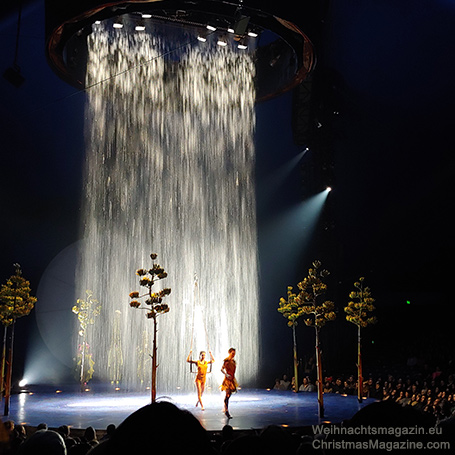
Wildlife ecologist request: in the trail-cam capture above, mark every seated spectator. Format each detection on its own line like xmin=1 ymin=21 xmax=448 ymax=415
xmin=299 ymin=377 xmax=315 ymax=392
xmin=83 ymin=427 xmax=98 ymax=449
xmin=414 ymin=394 xmax=427 ymax=412
xmin=93 ymin=401 xmax=216 ymax=454
xmin=57 ymin=425 xmax=76 ymax=449
xmin=364 ymin=378 xmax=374 ymax=397
xmin=383 ymin=380 xmax=391 ymax=394
xmin=4 ymin=420 xmax=14 ymax=438
xmin=67 ymin=427 xmax=98 ymax=454
xmin=272 ymin=379 xmax=280 ymax=390
xmin=389 ymin=389 xmax=398 ymax=401
xmin=279 ymin=375 xmax=291 ymax=391
xmin=323 ymin=381 xmax=333 ymax=393
xmin=332 ymin=378 xmax=344 ymax=393
xmin=10 ymin=424 xmax=26 ymax=454
xmin=17 ymin=430 xmax=66 ymax=455
xmin=219 ymin=424 xmax=234 ymax=453
xmin=1 ymin=420 xmax=15 ymax=453
xmin=400 ymin=391 xmax=412 ymax=406
xmin=370 ymin=382 xmax=383 ymax=400
xmin=99 ymin=424 xmax=115 ymax=442
xmin=346 ymin=375 xmax=355 ymax=387
xmin=344 ymin=377 xmax=356 ymax=395
xmin=396 ymin=390 xmax=411 ymax=406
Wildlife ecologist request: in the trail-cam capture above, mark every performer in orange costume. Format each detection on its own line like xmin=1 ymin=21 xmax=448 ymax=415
xmin=187 ymin=350 xmax=214 ymax=410
xmin=221 ymin=348 xmax=237 ymax=419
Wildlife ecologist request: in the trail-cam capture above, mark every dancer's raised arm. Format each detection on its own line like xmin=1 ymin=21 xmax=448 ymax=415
xmin=208 ymin=351 xmax=215 ymax=364
xmin=187 ymin=350 xmax=196 ymax=363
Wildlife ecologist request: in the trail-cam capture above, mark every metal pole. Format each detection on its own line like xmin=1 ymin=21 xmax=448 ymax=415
xmin=3 ymin=322 xmax=15 ymax=416
xmin=315 ymin=327 xmax=324 ymax=418
xmin=357 ymin=325 xmax=363 ymax=403
xmin=292 ymin=325 xmax=299 ymax=392
xmin=0 ymin=326 xmax=7 ymax=397
xmin=151 ymin=315 xmax=157 ymax=403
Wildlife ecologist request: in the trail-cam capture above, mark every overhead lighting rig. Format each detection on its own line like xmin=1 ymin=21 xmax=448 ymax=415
xmin=45 ymin=0 xmax=316 ymax=102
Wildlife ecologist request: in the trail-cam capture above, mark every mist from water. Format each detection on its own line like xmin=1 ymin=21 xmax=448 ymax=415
xmin=75 ymin=22 xmax=259 ymax=392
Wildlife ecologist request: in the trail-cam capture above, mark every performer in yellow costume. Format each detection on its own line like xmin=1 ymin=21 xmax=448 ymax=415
xmin=221 ymin=348 xmax=237 ymax=419
xmin=187 ymin=350 xmax=214 ymax=410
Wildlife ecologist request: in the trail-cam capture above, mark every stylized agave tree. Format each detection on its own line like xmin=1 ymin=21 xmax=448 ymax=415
xmin=72 ymin=290 xmax=101 ymax=390
xmin=0 ymin=264 xmax=37 ymax=415
xmin=129 ymin=253 xmax=171 ymax=403
xmin=278 ymin=286 xmax=305 ymax=392
xmin=344 ymin=277 xmax=376 ymax=402
xmin=297 ymin=260 xmax=336 ymax=418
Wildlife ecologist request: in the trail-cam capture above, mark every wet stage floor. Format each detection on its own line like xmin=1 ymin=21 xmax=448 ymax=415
xmin=4 ymin=386 xmax=375 ymax=431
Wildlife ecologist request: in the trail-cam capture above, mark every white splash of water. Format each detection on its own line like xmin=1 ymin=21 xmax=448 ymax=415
xmin=76 ymin=23 xmax=259 ymax=392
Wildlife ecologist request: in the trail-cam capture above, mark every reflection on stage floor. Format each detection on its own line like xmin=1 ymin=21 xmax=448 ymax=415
xmin=4 ymin=385 xmax=375 ymax=431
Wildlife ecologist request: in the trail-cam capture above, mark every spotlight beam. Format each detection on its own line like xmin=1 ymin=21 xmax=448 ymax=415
xmin=262 ymin=188 xmax=331 ymax=285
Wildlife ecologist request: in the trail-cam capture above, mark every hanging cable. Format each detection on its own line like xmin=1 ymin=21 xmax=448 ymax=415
xmin=189 ymin=273 xmax=212 ymax=373
xmin=189 ymin=274 xmax=198 ymax=373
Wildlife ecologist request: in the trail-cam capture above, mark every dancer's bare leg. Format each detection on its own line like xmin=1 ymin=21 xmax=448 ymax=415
xmin=196 ymin=381 xmax=205 ymax=410
xmin=224 ymin=391 xmax=232 ymax=418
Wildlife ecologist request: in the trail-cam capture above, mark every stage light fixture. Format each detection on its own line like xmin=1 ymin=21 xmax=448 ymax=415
xmin=113 ymin=18 xmax=123 ymax=28
xmin=135 ymin=22 xmax=146 ymax=31
xmin=238 ymin=38 xmax=248 ymax=50
xmin=18 ymin=379 xmax=27 ymax=388
xmin=142 ymin=13 xmax=152 ymax=19
xmin=247 ymin=30 xmax=258 ymax=38
xmin=217 ymin=37 xmax=228 ymax=47
xmin=326 ymin=186 xmax=332 ymax=192
xmin=206 ymin=24 xmax=217 ymax=32
xmin=197 ymin=29 xmax=208 ymax=43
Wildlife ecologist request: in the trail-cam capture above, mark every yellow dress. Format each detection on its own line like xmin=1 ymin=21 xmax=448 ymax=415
xmin=195 ymin=360 xmax=208 ymax=384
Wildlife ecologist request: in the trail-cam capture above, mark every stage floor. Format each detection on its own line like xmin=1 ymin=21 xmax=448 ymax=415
xmin=4 ymin=386 xmax=375 ymax=432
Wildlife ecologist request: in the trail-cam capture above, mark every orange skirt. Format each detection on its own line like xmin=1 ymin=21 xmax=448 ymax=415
xmin=220 ymin=376 xmax=238 ymax=393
